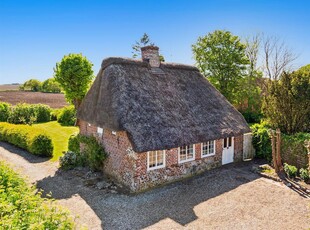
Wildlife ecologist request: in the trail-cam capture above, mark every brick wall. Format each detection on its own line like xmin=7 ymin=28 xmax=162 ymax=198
xmin=79 ymin=120 xmax=245 ymax=192
xmin=234 ymin=135 xmax=244 ymax=162
xmin=133 ymin=140 xmax=223 ymax=191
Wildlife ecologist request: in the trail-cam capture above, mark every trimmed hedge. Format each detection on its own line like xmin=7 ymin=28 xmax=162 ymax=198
xmin=0 ymin=161 xmax=74 ymax=229
xmin=0 ymin=122 xmax=53 ymax=157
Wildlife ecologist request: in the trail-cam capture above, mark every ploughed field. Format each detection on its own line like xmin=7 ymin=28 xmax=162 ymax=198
xmin=0 ymin=91 xmax=69 ymax=108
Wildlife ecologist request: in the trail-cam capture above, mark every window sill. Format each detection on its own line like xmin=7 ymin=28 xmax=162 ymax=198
xmin=147 ymin=165 xmax=165 ymax=171
xmin=201 ymin=153 xmax=215 ymax=158
xmin=178 ymin=158 xmax=195 ymax=164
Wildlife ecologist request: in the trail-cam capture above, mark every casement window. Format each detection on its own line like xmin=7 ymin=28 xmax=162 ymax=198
xmin=147 ymin=150 xmax=165 ymax=170
xmin=201 ymin=140 xmax=215 ymax=157
xmin=178 ymin=144 xmax=195 ymax=163
xmin=97 ymin=127 xmax=103 ymax=137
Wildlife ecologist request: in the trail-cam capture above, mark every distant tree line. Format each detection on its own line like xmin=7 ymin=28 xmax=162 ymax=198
xmin=20 ymin=78 xmax=62 ymax=93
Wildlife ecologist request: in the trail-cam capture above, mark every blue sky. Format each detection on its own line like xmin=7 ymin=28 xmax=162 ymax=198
xmin=0 ymin=0 xmax=309 ymax=84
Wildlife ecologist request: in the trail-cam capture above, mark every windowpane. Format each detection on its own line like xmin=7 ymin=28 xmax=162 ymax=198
xmin=209 ymin=141 xmax=214 ymax=154
xmin=157 ymin=151 xmax=164 ymax=165
xmin=224 ymin=138 xmax=227 ymax=148
xmin=97 ymin=127 xmax=103 ymax=136
xmin=148 ymin=151 xmax=165 ymax=169
xmin=202 ymin=142 xmax=207 ymax=155
xmin=202 ymin=141 xmax=215 ymax=156
xmin=228 ymin=137 xmax=232 ymax=147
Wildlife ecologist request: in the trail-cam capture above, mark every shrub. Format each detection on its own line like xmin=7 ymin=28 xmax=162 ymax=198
xmin=7 ymin=103 xmax=51 ymax=124
xmin=299 ymin=168 xmax=309 ymax=182
xmin=68 ymin=134 xmax=80 ymax=153
xmin=0 ymin=102 xmax=11 ymax=122
xmin=29 ymin=134 xmax=53 ymax=157
xmin=59 ymin=151 xmax=86 ymax=169
xmin=0 ymin=161 xmax=74 ymax=229
xmin=0 ymin=122 xmax=53 ymax=157
xmin=57 ymin=106 xmax=76 ymax=126
xmin=51 ymin=108 xmax=61 ymax=121
xmin=8 ymin=103 xmax=36 ymax=125
xmin=284 ymin=163 xmax=298 ymax=178
xmin=251 ymin=121 xmax=272 ymax=161
xmin=79 ymin=135 xmax=107 ymax=170
xmin=33 ymin=104 xmax=51 ymax=122
xmin=61 ymin=134 xmax=107 ymax=170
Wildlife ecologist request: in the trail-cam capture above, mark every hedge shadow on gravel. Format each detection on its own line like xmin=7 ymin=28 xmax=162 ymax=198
xmin=0 ymin=142 xmax=50 ymax=163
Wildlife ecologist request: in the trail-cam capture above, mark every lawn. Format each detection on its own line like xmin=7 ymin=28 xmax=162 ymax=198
xmin=34 ymin=121 xmax=78 ymax=161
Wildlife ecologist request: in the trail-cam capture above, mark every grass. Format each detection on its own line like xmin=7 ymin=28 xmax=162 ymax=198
xmin=34 ymin=121 xmax=78 ymax=161
xmin=0 ymin=161 xmax=75 ymax=229
xmin=259 ymin=164 xmax=275 ymax=175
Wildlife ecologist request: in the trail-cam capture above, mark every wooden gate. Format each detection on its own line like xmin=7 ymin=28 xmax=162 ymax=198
xmin=243 ymin=133 xmax=255 ymax=160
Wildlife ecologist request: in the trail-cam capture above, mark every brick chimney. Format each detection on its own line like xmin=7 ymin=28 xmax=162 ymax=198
xmin=141 ymin=46 xmax=160 ymax=68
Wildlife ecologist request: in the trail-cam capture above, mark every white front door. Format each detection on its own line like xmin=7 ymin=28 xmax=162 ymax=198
xmin=222 ymin=137 xmax=234 ymax=165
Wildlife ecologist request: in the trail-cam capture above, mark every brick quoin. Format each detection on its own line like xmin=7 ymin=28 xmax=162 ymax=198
xmin=79 ymin=120 xmax=246 ymax=192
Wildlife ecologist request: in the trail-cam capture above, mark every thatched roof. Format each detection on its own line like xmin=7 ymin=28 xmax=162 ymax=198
xmin=77 ymin=57 xmax=251 ymax=153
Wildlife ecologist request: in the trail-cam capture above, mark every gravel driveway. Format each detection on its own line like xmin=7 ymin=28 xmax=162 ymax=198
xmin=0 ymin=142 xmax=309 ymax=230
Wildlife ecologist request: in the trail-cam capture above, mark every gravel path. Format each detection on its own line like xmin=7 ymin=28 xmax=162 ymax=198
xmin=0 ymin=141 xmax=309 ymax=230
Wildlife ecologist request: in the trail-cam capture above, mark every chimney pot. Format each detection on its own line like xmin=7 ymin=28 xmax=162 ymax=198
xmin=141 ymin=46 xmax=160 ymax=68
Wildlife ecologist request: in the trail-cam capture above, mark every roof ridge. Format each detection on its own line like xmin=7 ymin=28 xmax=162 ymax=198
xmin=100 ymin=57 xmax=199 ymax=71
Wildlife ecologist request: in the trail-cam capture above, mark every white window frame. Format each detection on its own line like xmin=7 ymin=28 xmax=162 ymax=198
xmin=97 ymin=127 xmax=103 ymax=137
xmin=201 ymin=140 xmax=215 ymax=158
xmin=178 ymin=144 xmax=195 ymax=163
xmin=147 ymin=150 xmax=166 ymax=171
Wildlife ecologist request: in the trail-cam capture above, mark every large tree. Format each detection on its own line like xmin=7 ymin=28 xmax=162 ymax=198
xmin=192 ymin=30 xmax=249 ymax=103
xmin=263 ymin=36 xmax=297 ymax=80
xmin=54 ymin=54 xmax=94 ymax=109
xmin=262 ymin=65 xmax=310 ymax=134
xmin=21 ymin=79 xmax=42 ymax=92
xmin=41 ymin=78 xmax=62 ymax=93
xmin=237 ymin=35 xmax=263 ymax=122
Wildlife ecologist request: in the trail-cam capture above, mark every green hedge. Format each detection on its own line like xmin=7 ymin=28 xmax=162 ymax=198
xmin=7 ymin=103 xmax=51 ymax=125
xmin=0 ymin=161 xmax=74 ymax=229
xmin=251 ymin=122 xmax=272 ymax=161
xmin=0 ymin=122 xmax=53 ymax=157
xmin=0 ymin=102 xmax=11 ymax=122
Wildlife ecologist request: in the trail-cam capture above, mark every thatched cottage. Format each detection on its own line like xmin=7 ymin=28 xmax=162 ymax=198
xmin=77 ymin=46 xmax=251 ymax=192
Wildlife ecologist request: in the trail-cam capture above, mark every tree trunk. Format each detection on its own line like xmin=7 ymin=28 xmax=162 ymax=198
xmin=73 ymin=99 xmax=81 ymax=127
xmin=276 ymin=129 xmax=283 ymax=172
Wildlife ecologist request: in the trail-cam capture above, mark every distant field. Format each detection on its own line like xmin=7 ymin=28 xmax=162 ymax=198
xmin=0 ymin=91 xmax=69 ymax=108
xmin=0 ymin=84 xmax=20 ymax=91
